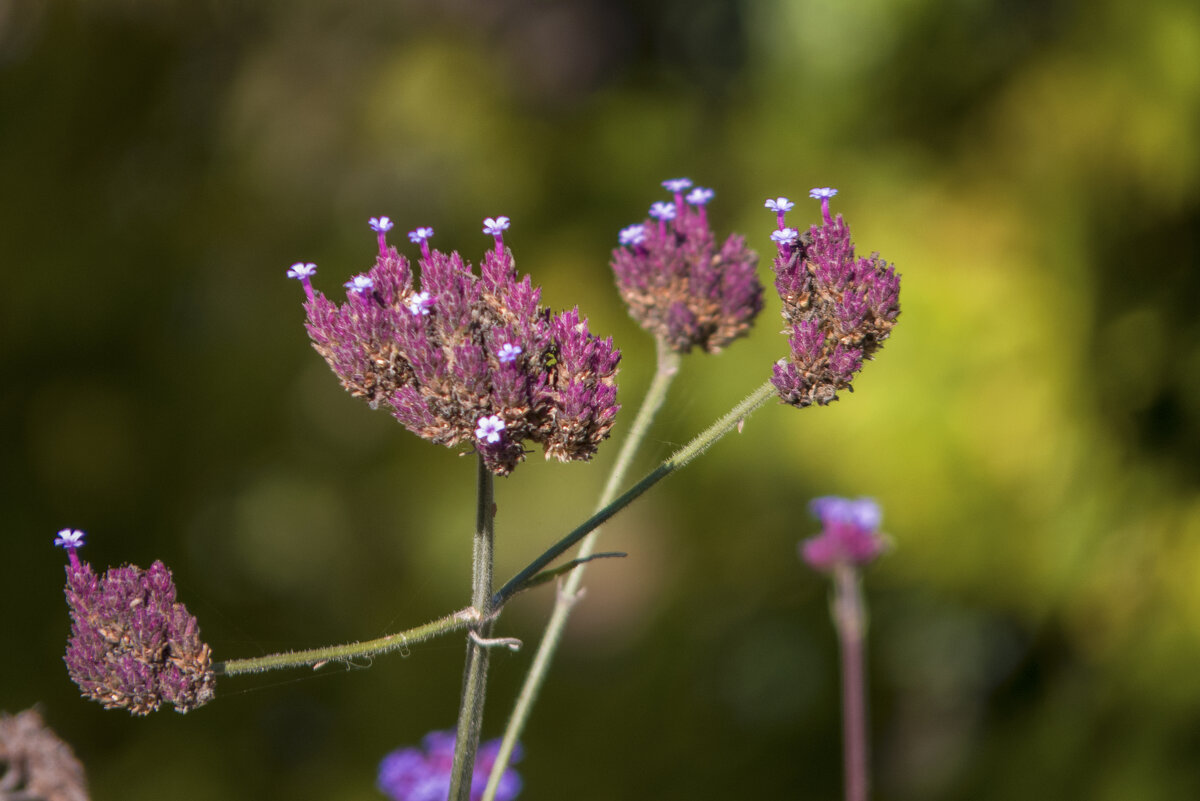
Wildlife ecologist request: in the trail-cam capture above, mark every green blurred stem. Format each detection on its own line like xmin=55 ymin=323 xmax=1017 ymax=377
xmin=214 ymin=608 xmax=478 ymax=676
xmin=484 ymin=340 xmax=681 ymax=801
xmin=448 ymin=455 xmax=497 ymax=801
xmin=832 ymin=562 xmax=869 ymax=801
xmin=493 ymin=376 xmax=778 ymax=608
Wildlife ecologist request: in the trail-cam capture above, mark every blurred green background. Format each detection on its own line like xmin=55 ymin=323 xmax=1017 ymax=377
xmin=4 ymin=0 xmax=1200 ymax=798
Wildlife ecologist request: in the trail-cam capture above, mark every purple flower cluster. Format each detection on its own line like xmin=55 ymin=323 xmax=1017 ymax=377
xmin=57 ymin=531 xmax=215 ymax=715
xmin=293 ymin=218 xmax=620 ymax=476
xmin=800 ymin=497 xmax=886 ymax=571
xmin=768 ymin=189 xmax=901 ymax=407
xmin=377 ymin=731 xmax=522 ymax=801
xmin=611 ymin=178 xmax=762 ymax=354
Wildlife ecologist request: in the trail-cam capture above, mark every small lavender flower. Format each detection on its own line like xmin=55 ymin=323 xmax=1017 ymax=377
xmin=407 ymin=290 xmax=434 ymax=316
xmin=800 ymin=496 xmax=886 ymax=570
xmin=765 ymin=197 xmax=794 ymax=231
xmin=371 ymin=217 xmax=395 ymax=256
xmin=497 ymin=342 xmax=522 ymax=363
xmin=618 ymin=224 xmax=646 ymax=247
xmin=287 ymin=262 xmax=318 ymax=280
xmin=287 ymin=262 xmax=318 ymax=301
xmin=345 ymin=274 xmax=374 ymax=293
xmin=54 ymin=528 xmax=85 ymax=550
xmin=58 ymin=533 xmax=215 ymax=715
xmin=768 ymin=189 xmax=900 ymax=407
xmin=377 ymin=730 xmax=523 ymax=801
xmin=296 ymin=216 xmax=620 ymax=476
xmin=662 ymin=178 xmax=692 ymax=193
xmin=611 ymin=180 xmax=763 ymax=354
xmin=648 ymin=201 xmax=676 ymax=221
xmin=686 ymin=187 xmax=714 ymax=206
xmin=475 ymin=414 xmax=505 ymax=444
xmin=409 ymin=226 xmax=435 ymax=260
xmin=809 ymin=187 xmax=838 ymax=224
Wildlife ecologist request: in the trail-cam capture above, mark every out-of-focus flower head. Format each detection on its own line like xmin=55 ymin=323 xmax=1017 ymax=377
xmin=0 ymin=708 xmax=89 ymax=801
xmin=58 ymin=532 xmax=215 ymax=715
xmin=767 ymin=189 xmax=901 ymax=407
xmin=611 ymin=179 xmax=762 ymax=354
xmin=800 ymin=496 xmax=887 ymax=571
xmin=377 ymin=730 xmax=523 ymax=801
xmin=295 ymin=217 xmax=620 ymax=476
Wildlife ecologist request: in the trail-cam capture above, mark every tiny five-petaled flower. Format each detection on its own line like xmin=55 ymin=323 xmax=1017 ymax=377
xmin=475 ymin=415 xmax=506 ymax=444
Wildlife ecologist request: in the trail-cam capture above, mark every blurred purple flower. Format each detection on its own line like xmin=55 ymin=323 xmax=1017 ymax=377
xmin=800 ymin=496 xmax=886 ymax=571
xmin=767 ymin=190 xmax=901 ymax=407
xmin=377 ymin=730 xmax=523 ymax=801
xmin=611 ymin=180 xmax=763 ymax=354
xmin=59 ymin=534 xmax=215 ymax=715
xmin=295 ymin=217 xmax=620 ymax=476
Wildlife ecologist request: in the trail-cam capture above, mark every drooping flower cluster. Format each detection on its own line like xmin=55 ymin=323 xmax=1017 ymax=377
xmin=377 ymin=730 xmax=523 ymax=801
xmin=799 ymin=496 xmax=887 ymax=571
xmin=292 ymin=217 xmax=620 ymax=476
xmin=57 ymin=530 xmax=215 ymax=715
xmin=768 ymin=189 xmax=901 ymax=407
xmin=611 ymin=178 xmax=762 ymax=353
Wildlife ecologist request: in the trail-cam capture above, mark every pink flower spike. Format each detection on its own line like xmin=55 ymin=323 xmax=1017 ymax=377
xmin=408 ymin=226 xmax=434 ymax=260
xmin=649 ymin=201 xmax=676 ymax=237
xmin=809 ymin=187 xmax=838 ymax=225
xmin=54 ymin=528 xmax=85 ymax=568
xmin=662 ymin=178 xmax=692 ymax=218
xmin=370 ymin=216 xmax=394 ymax=255
xmin=770 ymin=227 xmax=799 ymax=257
xmin=287 ymin=262 xmax=318 ymax=301
xmin=483 ymin=216 xmax=511 ymax=254
xmin=765 ymin=197 xmax=794 ymax=230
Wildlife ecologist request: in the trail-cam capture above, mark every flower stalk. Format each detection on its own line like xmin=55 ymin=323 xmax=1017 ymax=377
xmin=448 ymin=455 xmax=498 ymax=801
xmin=832 ymin=562 xmax=869 ymax=801
xmin=485 ymin=338 xmax=682 ymax=799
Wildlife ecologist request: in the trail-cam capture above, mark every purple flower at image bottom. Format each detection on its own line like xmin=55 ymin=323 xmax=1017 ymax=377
xmin=377 ymin=731 xmax=522 ymax=801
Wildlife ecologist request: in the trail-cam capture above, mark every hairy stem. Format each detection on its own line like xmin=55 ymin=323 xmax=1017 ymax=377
xmin=214 ymin=608 xmax=479 ymax=676
xmin=484 ymin=340 xmax=681 ymax=800
xmin=448 ymin=455 xmax=497 ymax=801
xmin=832 ymin=562 xmax=869 ymax=801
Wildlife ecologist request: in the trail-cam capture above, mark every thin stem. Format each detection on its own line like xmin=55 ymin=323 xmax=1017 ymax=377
xmin=484 ymin=340 xmax=681 ymax=800
xmin=832 ymin=562 xmax=869 ymax=801
xmin=494 ymin=377 xmax=778 ymax=608
xmin=449 ymin=456 xmax=497 ymax=801
xmin=214 ymin=607 xmax=479 ymax=676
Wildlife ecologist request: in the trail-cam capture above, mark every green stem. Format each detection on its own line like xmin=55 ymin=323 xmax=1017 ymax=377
xmin=214 ymin=608 xmax=479 ymax=676
xmin=484 ymin=340 xmax=681 ymax=800
xmin=493 ymin=377 xmax=778 ymax=608
xmin=448 ymin=455 xmax=497 ymax=801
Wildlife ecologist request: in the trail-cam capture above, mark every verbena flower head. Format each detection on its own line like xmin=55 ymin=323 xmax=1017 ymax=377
xmin=611 ymin=180 xmax=763 ymax=354
xmin=768 ymin=189 xmax=901 ymax=407
xmin=296 ymin=216 xmax=620 ymax=476
xmin=59 ymin=533 xmax=215 ymax=715
xmin=377 ymin=730 xmax=523 ymax=801
xmin=800 ymin=496 xmax=886 ymax=570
